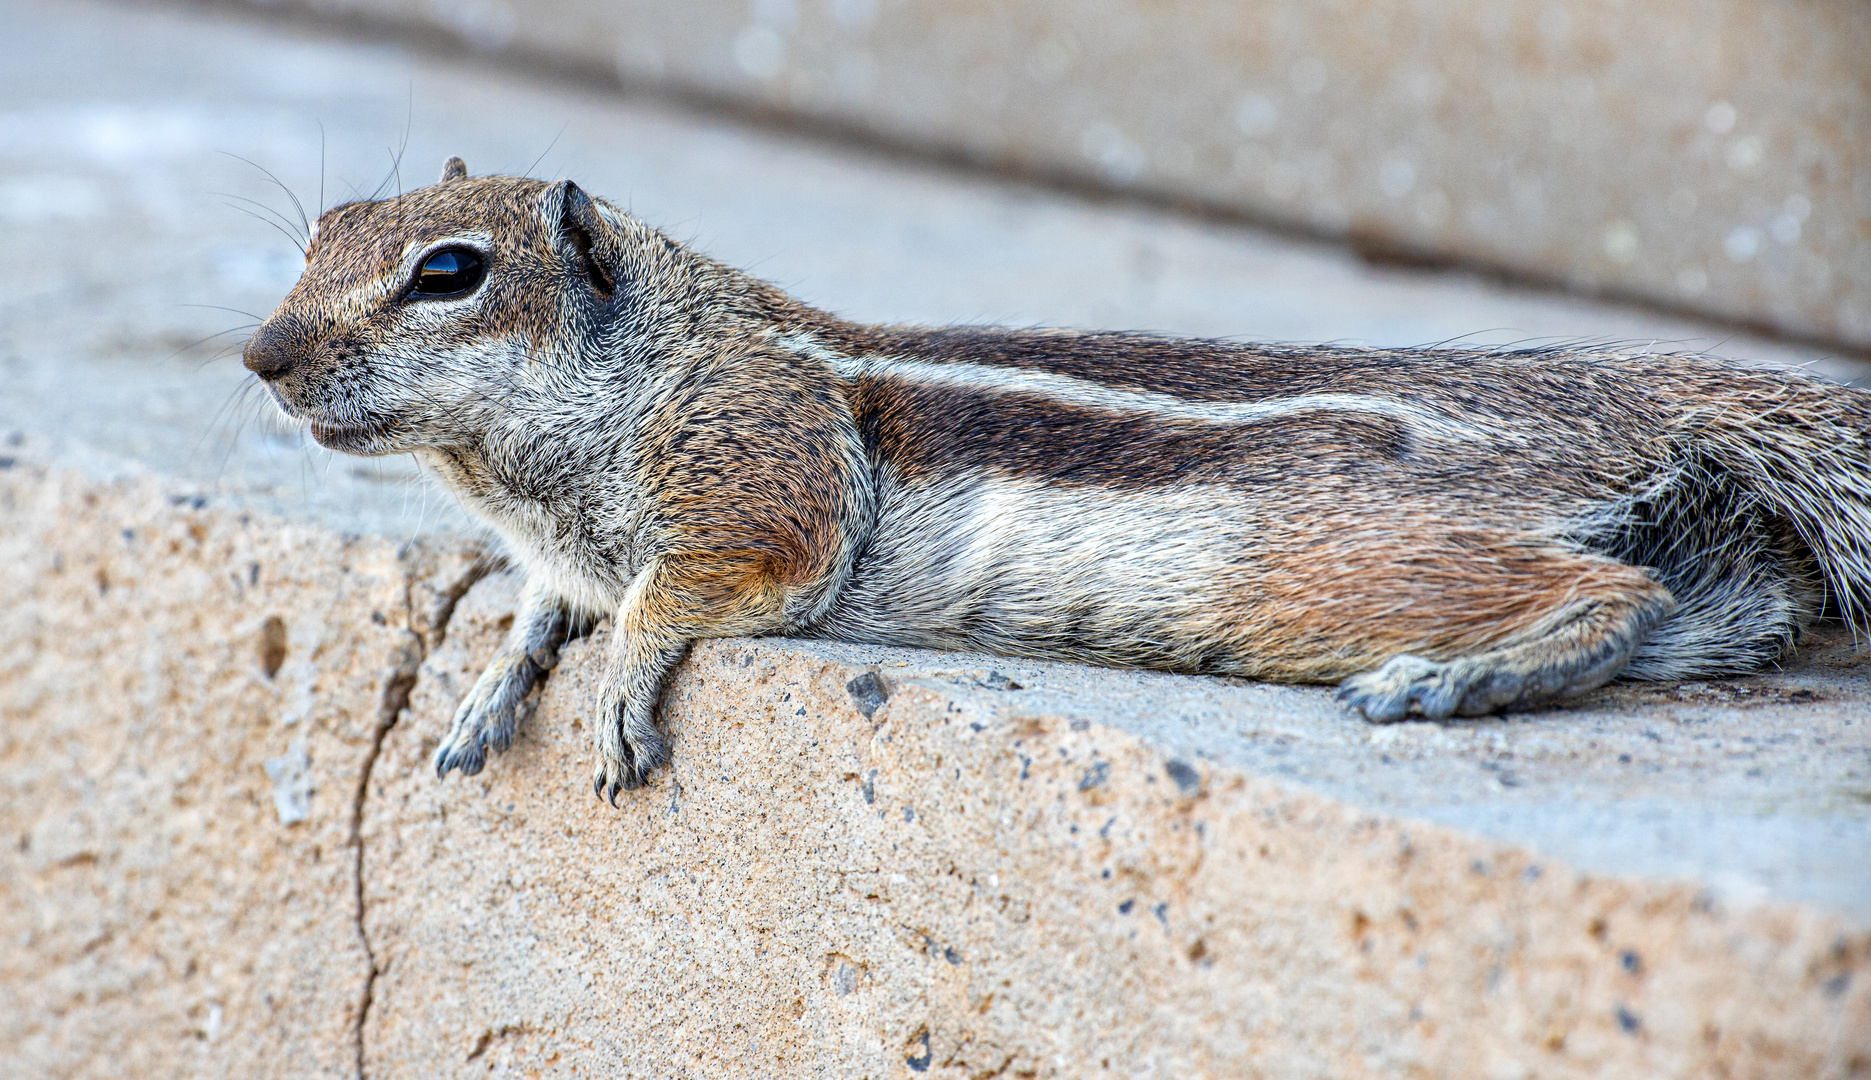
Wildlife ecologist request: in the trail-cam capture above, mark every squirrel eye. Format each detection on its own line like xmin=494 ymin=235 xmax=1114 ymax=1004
xmin=411 ymin=248 xmax=484 ymax=297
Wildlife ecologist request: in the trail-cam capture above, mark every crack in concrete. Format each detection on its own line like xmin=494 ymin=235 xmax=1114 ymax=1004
xmin=349 ymin=628 xmax=421 ymax=1080
xmin=349 ymin=552 xmax=492 ymax=1079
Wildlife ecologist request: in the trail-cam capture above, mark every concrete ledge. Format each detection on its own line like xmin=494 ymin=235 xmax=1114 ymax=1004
xmin=0 ymin=466 xmax=486 ymax=1077
xmin=6 ymin=465 xmax=1867 ymax=1077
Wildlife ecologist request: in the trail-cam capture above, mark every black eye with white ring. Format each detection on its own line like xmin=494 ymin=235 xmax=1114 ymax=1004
xmin=410 ymin=247 xmax=484 ymax=298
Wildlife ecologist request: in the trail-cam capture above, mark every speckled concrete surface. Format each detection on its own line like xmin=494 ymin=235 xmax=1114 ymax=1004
xmin=2 ymin=1 xmax=1869 ymax=1075
xmin=780 ymin=631 xmax=1871 ymax=924
xmin=3 ymin=471 xmax=1864 ymax=1077
xmin=0 ymin=468 xmax=462 ymax=1079
xmin=354 ymin=570 xmax=1869 ymax=1078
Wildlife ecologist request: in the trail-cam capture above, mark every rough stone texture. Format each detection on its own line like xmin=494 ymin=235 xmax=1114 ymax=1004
xmin=0 ymin=466 xmax=467 ymax=1078
xmin=7 ymin=470 xmax=1862 ymax=1076
xmin=208 ymin=0 xmax=1871 ymax=350
xmin=350 ymin=572 xmax=1871 ymax=1078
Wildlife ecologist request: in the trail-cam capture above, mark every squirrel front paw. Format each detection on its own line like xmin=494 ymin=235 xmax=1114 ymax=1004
xmin=434 ymin=651 xmax=548 ymax=778
xmin=590 ymin=688 xmax=670 ymax=804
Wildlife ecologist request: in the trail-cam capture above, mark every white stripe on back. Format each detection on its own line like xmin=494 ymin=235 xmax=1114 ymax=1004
xmin=782 ymin=333 xmax=1486 ymax=440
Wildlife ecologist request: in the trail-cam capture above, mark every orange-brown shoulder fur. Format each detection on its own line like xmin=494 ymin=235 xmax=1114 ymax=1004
xmin=243 ymin=159 xmax=1871 ymax=802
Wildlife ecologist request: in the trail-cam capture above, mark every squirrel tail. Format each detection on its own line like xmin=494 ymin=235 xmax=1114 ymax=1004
xmin=1683 ymin=370 xmax=1871 ymax=633
xmin=1571 ymin=366 xmax=1871 ymax=680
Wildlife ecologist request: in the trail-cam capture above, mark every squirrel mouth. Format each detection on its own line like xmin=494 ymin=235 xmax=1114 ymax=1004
xmin=309 ymin=417 xmax=398 ymax=453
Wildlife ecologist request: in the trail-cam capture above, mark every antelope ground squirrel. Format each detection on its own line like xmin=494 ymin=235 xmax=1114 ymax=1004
xmin=243 ymin=159 xmax=1871 ymax=801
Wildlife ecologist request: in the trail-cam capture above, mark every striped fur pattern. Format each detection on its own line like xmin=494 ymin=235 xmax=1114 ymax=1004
xmin=242 ymin=162 xmax=1871 ymax=801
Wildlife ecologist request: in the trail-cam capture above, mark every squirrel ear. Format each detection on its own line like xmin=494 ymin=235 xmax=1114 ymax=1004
xmin=549 ymin=180 xmax=617 ymax=297
xmin=440 ymin=156 xmax=468 ymax=183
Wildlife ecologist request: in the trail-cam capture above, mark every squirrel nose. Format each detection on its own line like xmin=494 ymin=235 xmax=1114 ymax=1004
xmin=243 ymin=324 xmax=298 ymax=381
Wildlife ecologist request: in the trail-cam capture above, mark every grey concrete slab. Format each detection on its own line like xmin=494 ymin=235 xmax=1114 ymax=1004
xmin=1 ymin=0 xmax=1866 ymax=922
xmin=2 ymin=0 xmax=1863 ymax=539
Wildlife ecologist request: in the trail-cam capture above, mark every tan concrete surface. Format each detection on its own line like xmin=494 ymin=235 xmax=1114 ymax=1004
xmin=0 ymin=467 xmax=414 ymax=1078
xmin=3 ymin=465 xmax=1867 ymax=1078
xmin=360 ymin=571 xmax=1871 ymax=1079
xmin=201 ymin=0 xmax=1871 ymax=351
xmin=0 ymin=465 xmax=493 ymax=1078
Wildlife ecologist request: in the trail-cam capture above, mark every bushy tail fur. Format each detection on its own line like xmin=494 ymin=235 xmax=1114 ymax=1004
xmin=1586 ymin=367 xmax=1871 ymax=680
xmin=1688 ymin=371 xmax=1871 ymax=624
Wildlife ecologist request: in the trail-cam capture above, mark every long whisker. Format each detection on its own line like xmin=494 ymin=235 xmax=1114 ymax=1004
xmin=369 ymin=90 xmax=416 ymax=202
xmin=163 ymin=323 xmax=258 ymax=366
xmin=318 ymin=121 xmax=328 ymax=217
xmin=526 ymin=121 xmax=570 ymax=179
xmin=222 ymin=201 xmax=308 ymax=257
xmin=216 ymin=150 xmax=313 ymax=242
xmin=214 ymin=191 xmax=310 ymax=249
xmin=179 ymin=303 xmax=270 ymax=320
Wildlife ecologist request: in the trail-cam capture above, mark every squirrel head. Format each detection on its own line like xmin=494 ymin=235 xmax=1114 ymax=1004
xmin=243 ymin=157 xmax=684 ymax=456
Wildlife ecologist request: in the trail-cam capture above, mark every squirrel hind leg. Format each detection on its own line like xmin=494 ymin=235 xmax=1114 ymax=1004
xmin=1336 ymin=567 xmax=1676 ymax=723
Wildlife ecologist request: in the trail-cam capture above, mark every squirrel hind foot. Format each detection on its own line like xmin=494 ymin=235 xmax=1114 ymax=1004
xmin=1336 ymin=653 xmax=1557 ymax=722
xmin=1338 ymin=581 xmax=1674 ymax=722
xmin=1336 ymin=655 xmax=1461 ymax=722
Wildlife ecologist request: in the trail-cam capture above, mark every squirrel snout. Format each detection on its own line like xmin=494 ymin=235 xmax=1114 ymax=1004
xmin=243 ymin=324 xmax=299 ymax=381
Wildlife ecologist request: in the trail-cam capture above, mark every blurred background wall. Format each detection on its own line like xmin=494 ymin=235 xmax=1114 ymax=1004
xmin=213 ymin=0 xmax=1867 ymax=351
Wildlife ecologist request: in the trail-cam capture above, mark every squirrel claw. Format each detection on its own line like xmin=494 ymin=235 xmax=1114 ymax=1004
xmin=592 ymin=763 xmax=643 ymax=807
xmin=433 ymin=736 xmax=488 ymax=779
xmin=589 ymin=701 xmax=669 ymax=804
xmin=590 ymin=739 xmax=663 ymax=805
